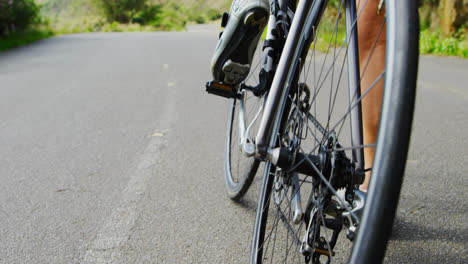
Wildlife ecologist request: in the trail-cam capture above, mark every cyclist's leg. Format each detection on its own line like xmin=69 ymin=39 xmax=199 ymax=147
xmin=357 ymin=0 xmax=386 ymax=191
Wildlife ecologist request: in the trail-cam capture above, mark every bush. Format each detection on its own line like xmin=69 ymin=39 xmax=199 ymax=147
xmin=94 ymin=0 xmax=147 ymax=23
xmin=0 ymin=0 xmax=40 ymax=37
xmin=149 ymin=2 xmax=187 ymax=31
xmin=420 ymin=29 xmax=468 ymax=58
xmin=132 ymin=3 xmax=161 ymax=25
xmin=0 ymin=27 xmax=53 ymax=51
xmin=206 ymin=8 xmax=222 ymax=21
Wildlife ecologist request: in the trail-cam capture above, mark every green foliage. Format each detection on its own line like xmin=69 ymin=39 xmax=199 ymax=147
xmin=132 ymin=3 xmax=161 ymax=24
xmin=0 ymin=0 xmax=40 ymax=37
xmin=206 ymin=8 xmax=222 ymax=21
xmin=94 ymin=0 xmax=147 ymax=23
xmin=39 ymin=0 xmax=99 ymax=21
xmin=311 ymin=3 xmax=346 ymax=52
xmin=37 ymin=0 xmax=225 ymax=35
xmin=320 ymin=1 xmax=468 ymax=58
xmin=151 ymin=1 xmax=187 ymax=30
xmin=52 ymin=16 xmax=105 ymax=34
xmin=88 ymin=0 xmax=221 ymax=30
xmin=327 ymin=0 xmax=340 ymax=9
xmin=420 ymin=0 xmax=440 ymax=5
xmin=312 ymin=23 xmax=347 ymax=53
xmin=420 ymin=29 xmax=468 ymax=58
xmin=419 ymin=0 xmax=440 ymax=32
xmin=183 ymin=3 xmax=221 ymax=25
xmin=0 ymin=27 xmax=53 ymax=51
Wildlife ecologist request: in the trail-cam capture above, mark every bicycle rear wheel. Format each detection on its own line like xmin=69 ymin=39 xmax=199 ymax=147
xmin=250 ymin=0 xmax=419 ymax=263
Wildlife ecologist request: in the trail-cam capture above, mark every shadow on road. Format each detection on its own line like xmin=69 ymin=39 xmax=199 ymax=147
xmin=392 ymin=216 xmax=467 ymax=244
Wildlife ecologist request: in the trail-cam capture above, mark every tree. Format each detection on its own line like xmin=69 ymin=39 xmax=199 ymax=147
xmin=0 ymin=0 xmax=39 ymax=37
xmin=439 ymin=0 xmax=468 ymax=37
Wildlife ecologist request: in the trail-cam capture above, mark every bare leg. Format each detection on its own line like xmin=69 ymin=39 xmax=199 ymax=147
xmin=356 ymin=0 xmax=386 ymax=191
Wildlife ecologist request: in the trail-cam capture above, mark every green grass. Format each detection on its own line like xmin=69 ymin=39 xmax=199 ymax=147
xmin=38 ymin=0 xmax=224 ymax=34
xmin=48 ymin=16 xmax=158 ymax=34
xmin=300 ymin=16 xmax=347 ymax=53
xmin=261 ymin=16 xmax=346 ymax=53
xmin=313 ymin=26 xmax=347 ymax=53
xmin=5 ymin=1 xmax=467 ymax=59
xmin=308 ymin=21 xmax=467 ymax=58
xmin=0 ymin=27 xmax=54 ymax=52
xmin=420 ymin=29 xmax=468 ymax=58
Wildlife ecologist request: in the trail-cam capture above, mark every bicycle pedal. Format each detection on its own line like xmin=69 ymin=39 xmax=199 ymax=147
xmin=205 ymin=81 xmax=241 ymax=99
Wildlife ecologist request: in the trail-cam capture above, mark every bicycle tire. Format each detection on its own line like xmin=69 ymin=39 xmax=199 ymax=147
xmin=224 ymin=97 xmax=261 ymax=200
xmin=224 ymin=40 xmax=269 ymax=201
xmin=250 ymin=0 xmax=419 ymax=263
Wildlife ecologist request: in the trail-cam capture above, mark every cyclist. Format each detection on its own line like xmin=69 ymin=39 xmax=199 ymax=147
xmin=210 ymin=0 xmax=386 ymax=192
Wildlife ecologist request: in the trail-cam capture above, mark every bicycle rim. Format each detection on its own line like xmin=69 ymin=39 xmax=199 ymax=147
xmin=250 ymin=0 xmax=419 ymax=263
xmin=224 ymin=37 xmax=268 ymax=201
xmin=225 ymin=96 xmax=262 ymax=200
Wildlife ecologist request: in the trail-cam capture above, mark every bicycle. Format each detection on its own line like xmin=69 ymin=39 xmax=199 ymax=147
xmin=206 ymin=0 xmax=419 ymax=263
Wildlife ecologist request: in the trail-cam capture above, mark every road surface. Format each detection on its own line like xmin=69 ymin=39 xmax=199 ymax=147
xmin=0 ymin=24 xmax=466 ymax=263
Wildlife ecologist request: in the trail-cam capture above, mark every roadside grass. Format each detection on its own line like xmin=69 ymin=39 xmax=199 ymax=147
xmin=45 ymin=1 xmax=223 ymax=34
xmin=309 ymin=21 xmax=467 ymax=59
xmin=261 ymin=16 xmax=347 ymax=53
xmin=0 ymin=27 xmax=54 ymax=52
xmin=49 ymin=16 xmax=158 ymax=34
xmin=0 ymin=0 xmax=219 ymax=52
xmin=420 ymin=29 xmax=468 ymax=58
xmin=312 ymin=20 xmax=347 ymax=53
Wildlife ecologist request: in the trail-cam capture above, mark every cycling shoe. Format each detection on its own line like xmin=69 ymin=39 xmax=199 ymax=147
xmin=211 ymin=0 xmax=269 ymax=86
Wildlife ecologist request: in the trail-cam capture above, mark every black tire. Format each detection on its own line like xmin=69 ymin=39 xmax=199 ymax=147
xmin=250 ymin=1 xmax=419 ymax=263
xmin=224 ymin=97 xmax=261 ymax=200
xmin=224 ymin=41 xmax=268 ymax=201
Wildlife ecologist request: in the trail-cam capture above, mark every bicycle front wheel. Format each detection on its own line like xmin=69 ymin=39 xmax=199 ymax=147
xmin=224 ymin=36 xmax=269 ymax=201
xmin=225 ymin=95 xmax=262 ymax=200
xmin=250 ymin=0 xmax=419 ymax=263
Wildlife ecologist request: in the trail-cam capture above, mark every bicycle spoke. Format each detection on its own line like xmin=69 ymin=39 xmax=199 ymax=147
xmin=331 ymin=71 xmax=384 ymax=132
xmin=269 ymin=208 xmax=281 ymax=263
xmin=297 ymin=146 xmax=356 ymax=218
xmin=250 ymin=0 xmax=419 ymax=263
xmin=262 ymin=195 xmax=281 ymax=258
xmin=312 ymin=0 xmax=368 ymax=91
xmin=360 ymin=19 xmax=386 ymax=80
xmin=324 ymin=143 xmax=376 ymax=152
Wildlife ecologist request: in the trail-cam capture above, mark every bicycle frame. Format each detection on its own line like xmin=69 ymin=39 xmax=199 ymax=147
xmin=237 ymin=0 xmax=365 ymax=170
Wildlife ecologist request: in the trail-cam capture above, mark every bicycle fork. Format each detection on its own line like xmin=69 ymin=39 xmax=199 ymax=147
xmin=238 ymin=0 xmax=325 ymax=168
xmin=238 ymin=0 xmax=365 ymax=178
xmin=238 ymin=0 xmax=366 ymax=232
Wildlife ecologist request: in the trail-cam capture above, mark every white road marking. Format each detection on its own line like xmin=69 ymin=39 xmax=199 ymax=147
xmin=81 ymin=131 xmax=167 ymax=263
xmin=81 ymin=82 xmax=176 ymax=263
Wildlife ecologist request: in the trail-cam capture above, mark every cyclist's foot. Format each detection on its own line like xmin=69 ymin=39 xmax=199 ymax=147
xmin=211 ymin=0 xmax=269 ymax=86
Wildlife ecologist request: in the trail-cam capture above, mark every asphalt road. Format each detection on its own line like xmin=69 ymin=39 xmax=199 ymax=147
xmin=0 ymin=24 xmax=466 ymax=263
